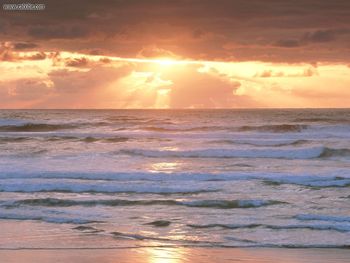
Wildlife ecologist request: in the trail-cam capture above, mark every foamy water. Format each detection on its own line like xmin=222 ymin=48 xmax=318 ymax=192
xmin=0 ymin=109 xmax=349 ymax=249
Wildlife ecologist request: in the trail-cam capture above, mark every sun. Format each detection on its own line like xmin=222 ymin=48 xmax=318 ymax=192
xmin=140 ymin=56 xmax=200 ymax=66
xmin=153 ymin=57 xmax=183 ymax=66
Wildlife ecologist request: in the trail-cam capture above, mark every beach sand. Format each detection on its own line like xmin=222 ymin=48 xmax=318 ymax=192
xmin=1 ymin=247 xmax=350 ymax=263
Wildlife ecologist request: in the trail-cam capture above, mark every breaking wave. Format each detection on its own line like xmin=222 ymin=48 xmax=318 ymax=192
xmin=210 ymin=139 xmax=308 ymax=147
xmin=120 ymin=146 xmax=350 ymax=160
xmin=295 ymin=214 xmax=350 ymax=223
xmin=319 ymin=148 xmax=350 ymax=158
xmin=188 ymin=223 xmax=350 ymax=232
xmin=141 ymin=126 xmax=222 ymax=132
xmin=238 ymin=124 xmax=308 ymax=133
xmin=0 ymin=123 xmax=77 ymax=132
xmin=120 ymin=146 xmax=325 ymax=159
xmin=4 ymin=198 xmax=284 ymax=209
xmin=293 ymin=117 xmax=350 ymax=123
xmin=0 ymin=213 xmax=97 ymax=224
xmin=0 ymin=137 xmax=31 ymax=143
xmin=0 ymin=181 xmax=218 ymax=194
xmin=2 ymin=171 xmax=349 ymax=188
xmin=180 ymin=199 xmax=285 ymax=208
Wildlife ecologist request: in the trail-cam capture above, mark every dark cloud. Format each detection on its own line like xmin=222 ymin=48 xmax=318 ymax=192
xmin=0 ymin=42 xmax=15 ymax=61
xmin=24 ymin=52 xmax=46 ymax=60
xmin=258 ymin=70 xmax=272 ymax=78
xmin=57 ymin=56 xmax=113 ymax=68
xmin=255 ymin=70 xmax=285 ymax=78
xmin=302 ymin=28 xmax=350 ymax=43
xmin=0 ymin=42 xmax=46 ymax=61
xmin=274 ymin=39 xmax=300 ymax=48
xmin=304 ymin=29 xmax=336 ymax=43
xmin=99 ymin=57 xmax=111 ymax=63
xmin=301 ymin=67 xmax=317 ymax=77
xmin=192 ymin=29 xmax=206 ymax=39
xmin=28 ymin=25 xmax=89 ymax=40
xmin=1 ymin=0 xmax=350 ymax=62
xmin=13 ymin=42 xmax=38 ymax=50
xmin=273 ymin=28 xmax=350 ymax=51
xmin=254 ymin=67 xmax=316 ymax=78
xmin=0 ymin=22 xmax=4 ymax=33
xmin=65 ymin=57 xmax=89 ymax=67
xmin=138 ymin=46 xmax=178 ymax=58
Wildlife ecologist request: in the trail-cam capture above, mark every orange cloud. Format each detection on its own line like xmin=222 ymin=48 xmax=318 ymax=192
xmin=137 ymin=46 xmax=179 ymax=59
xmin=0 ymin=42 xmax=46 ymax=61
xmin=158 ymin=65 xmax=245 ymax=108
xmin=0 ymin=50 xmax=349 ymax=109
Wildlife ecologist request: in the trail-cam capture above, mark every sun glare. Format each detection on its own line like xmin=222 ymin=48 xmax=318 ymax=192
xmin=144 ymin=245 xmax=186 ymax=263
xmin=155 ymin=58 xmax=179 ymax=66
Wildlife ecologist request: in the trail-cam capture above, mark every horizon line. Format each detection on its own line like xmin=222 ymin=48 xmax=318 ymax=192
xmin=0 ymin=108 xmax=349 ymax=110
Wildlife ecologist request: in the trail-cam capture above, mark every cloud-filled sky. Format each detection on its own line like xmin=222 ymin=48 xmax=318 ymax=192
xmin=0 ymin=0 xmax=349 ymax=108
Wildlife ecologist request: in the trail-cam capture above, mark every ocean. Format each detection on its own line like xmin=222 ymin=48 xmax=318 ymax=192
xmin=0 ymin=109 xmax=349 ymax=249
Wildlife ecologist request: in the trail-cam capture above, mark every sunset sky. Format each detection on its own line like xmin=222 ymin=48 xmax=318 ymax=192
xmin=1 ymin=0 xmax=350 ymax=108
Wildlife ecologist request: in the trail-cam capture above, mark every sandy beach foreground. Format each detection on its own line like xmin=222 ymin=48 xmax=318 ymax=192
xmin=1 ymin=248 xmax=350 ymax=263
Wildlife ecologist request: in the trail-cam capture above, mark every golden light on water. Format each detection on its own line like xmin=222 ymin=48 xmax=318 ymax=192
xmin=149 ymin=161 xmax=180 ymax=173
xmin=144 ymin=246 xmax=187 ymax=263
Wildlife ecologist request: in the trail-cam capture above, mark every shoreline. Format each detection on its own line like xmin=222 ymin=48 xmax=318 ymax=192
xmin=1 ymin=247 xmax=350 ymax=263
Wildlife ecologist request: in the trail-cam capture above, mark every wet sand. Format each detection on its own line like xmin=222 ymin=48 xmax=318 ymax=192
xmin=1 ymin=247 xmax=350 ymax=263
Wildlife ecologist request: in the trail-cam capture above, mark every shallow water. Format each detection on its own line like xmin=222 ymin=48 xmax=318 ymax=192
xmin=0 ymin=109 xmax=349 ymax=248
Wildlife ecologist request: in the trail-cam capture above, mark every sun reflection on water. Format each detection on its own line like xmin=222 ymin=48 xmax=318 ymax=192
xmin=145 ymin=245 xmax=187 ymax=263
xmin=149 ymin=161 xmax=180 ymax=173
